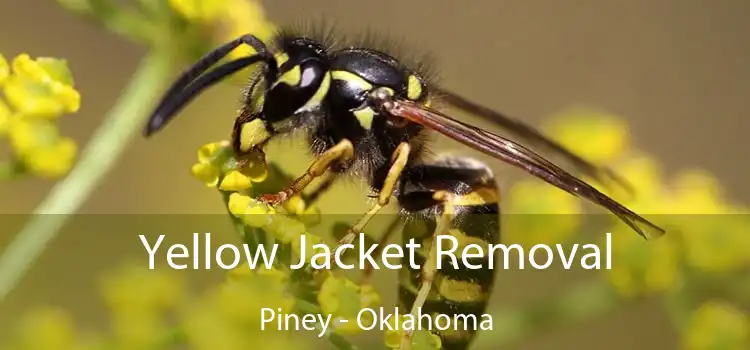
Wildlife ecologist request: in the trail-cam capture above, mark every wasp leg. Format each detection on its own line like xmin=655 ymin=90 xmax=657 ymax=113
xmin=359 ymin=216 xmax=403 ymax=283
xmin=397 ymin=156 xmax=501 ymax=350
xmin=259 ymin=139 xmax=354 ymax=206
xmin=400 ymin=191 xmax=454 ymax=350
xmin=337 ymin=142 xmax=411 ymax=246
xmin=302 ymin=172 xmax=339 ymax=207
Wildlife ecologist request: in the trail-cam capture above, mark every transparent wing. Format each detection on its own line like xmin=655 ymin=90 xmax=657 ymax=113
xmin=436 ymin=87 xmax=634 ymax=195
xmin=385 ymin=98 xmax=665 ymax=239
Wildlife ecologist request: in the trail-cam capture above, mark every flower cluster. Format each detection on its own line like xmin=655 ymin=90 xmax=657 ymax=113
xmin=533 ymin=107 xmax=750 ymax=349
xmin=504 ymin=107 xmax=749 ymax=294
xmin=383 ymin=315 xmax=443 ymax=350
xmin=504 ymin=179 xmax=583 ymax=247
xmin=57 ymin=0 xmax=277 ymax=70
xmin=685 ymin=300 xmax=749 ymax=350
xmin=182 ymin=266 xmax=303 ymax=350
xmin=189 ymin=140 xmax=431 ymax=348
xmin=0 ymin=53 xmax=80 ymax=179
xmin=1 ymin=262 xmax=309 ymax=350
xmin=168 ymin=0 xmax=278 ymax=57
xmin=317 ymin=274 xmax=381 ymax=334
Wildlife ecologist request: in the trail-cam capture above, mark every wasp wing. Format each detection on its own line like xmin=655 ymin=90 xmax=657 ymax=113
xmin=435 ymin=88 xmax=634 ymax=195
xmin=385 ymin=98 xmax=665 ymax=239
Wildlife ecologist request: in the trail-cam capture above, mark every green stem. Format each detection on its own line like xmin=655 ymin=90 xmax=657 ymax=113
xmin=0 ymin=50 xmax=173 ymax=302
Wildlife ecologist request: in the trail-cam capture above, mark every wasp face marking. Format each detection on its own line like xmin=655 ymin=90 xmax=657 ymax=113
xmin=407 ymin=74 xmax=427 ymax=101
xmin=353 ymin=107 xmax=376 ymax=129
xmin=274 ymin=51 xmax=290 ymax=66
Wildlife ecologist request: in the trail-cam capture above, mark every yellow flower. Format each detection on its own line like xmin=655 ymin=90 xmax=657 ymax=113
xmin=298 ymin=205 xmax=322 ymax=227
xmin=226 ymin=265 xmax=253 ymax=281
xmin=0 ymin=53 xmax=80 ymax=180
xmin=7 ymin=117 xmax=56 ymax=155
xmin=599 ymin=149 xmax=749 ymax=275
xmin=283 ymin=195 xmax=307 ymax=215
xmin=191 ymin=162 xmax=220 ymax=187
xmin=605 ymin=153 xmax=666 ymax=208
xmin=220 ymin=0 xmax=277 ymax=60
xmin=227 ymin=265 xmax=290 ymax=286
xmin=684 ymin=301 xmax=749 ymax=350
xmin=603 ymin=230 xmax=680 ymax=297
xmin=182 ymin=270 xmax=300 ymax=350
xmin=101 ymin=263 xmax=185 ymax=315
xmin=225 ymin=188 xmax=311 ymax=248
xmin=669 ymin=170 xmax=727 ymax=214
xmin=168 ymin=0 xmax=227 ymax=23
xmin=263 ymin=209 xmax=308 ymax=244
xmin=256 ymin=265 xmax=291 ymax=285
xmin=4 ymin=54 xmax=80 ymax=118
xmin=23 ymin=136 xmax=77 ymax=178
xmin=214 ymin=275 xmax=294 ymax=325
xmin=3 ymin=75 xmax=78 ymax=119
xmin=290 ymin=232 xmax=327 ymax=262
xmin=679 ymin=213 xmax=750 ymax=273
xmin=318 ymin=275 xmax=381 ymax=335
xmin=7 ymin=118 xmax=78 ymax=178
xmin=384 ymin=315 xmax=442 ymax=350
xmin=191 ymin=141 xmax=268 ymax=187
xmin=0 ymin=98 xmax=12 ymax=135
xmin=12 ymin=54 xmax=74 ymax=84
xmin=16 ymin=307 xmax=78 ymax=350
xmin=281 ymin=195 xmax=321 ymax=225
xmin=543 ymin=108 xmax=631 ymax=164
xmin=219 ymin=169 xmax=253 ymax=191
xmin=227 ymin=192 xmax=275 ymax=227
xmin=507 ymin=180 xmax=583 ymax=215
xmin=197 ymin=141 xmax=228 ymax=163
xmin=110 ymin=311 xmax=167 ymax=350
xmin=182 ymin=306 xmax=249 ymax=350
xmin=169 ymin=0 xmax=277 ymax=60
xmin=165 ymin=0 xmax=279 ymax=87
xmin=0 ymin=53 xmax=8 ymax=85
xmin=191 ymin=141 xmax=228 ymax=187
xmin=505 ymin=180 xmax=582 ymax=246
xmin=646 ymin=170 xmax=750 ymax=273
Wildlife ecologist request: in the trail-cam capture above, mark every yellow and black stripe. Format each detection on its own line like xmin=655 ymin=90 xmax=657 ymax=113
xmin=397 ymin=156 xmax=500 ymax=350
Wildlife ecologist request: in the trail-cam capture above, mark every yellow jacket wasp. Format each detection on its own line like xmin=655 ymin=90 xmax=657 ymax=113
xmin=144 ymin=25 xmax=665 ymax=350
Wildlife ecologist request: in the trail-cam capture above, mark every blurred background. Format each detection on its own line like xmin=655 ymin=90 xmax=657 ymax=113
xmin=0 ymin=0 xmax=748 ymax=349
